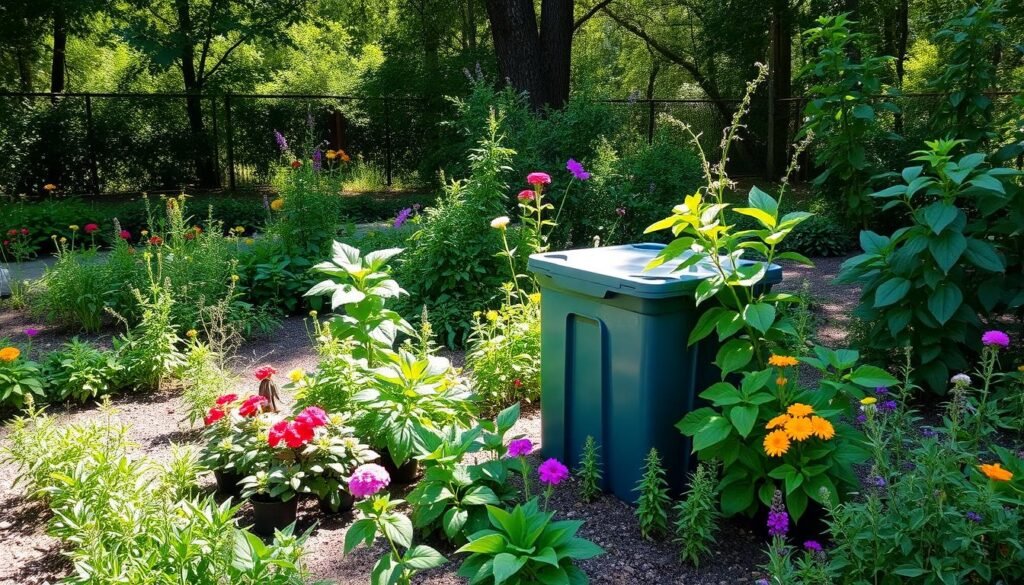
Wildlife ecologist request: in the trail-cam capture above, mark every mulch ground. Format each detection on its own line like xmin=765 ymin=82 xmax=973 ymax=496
xmin=0 ymin=255 xmax=859 ymax=585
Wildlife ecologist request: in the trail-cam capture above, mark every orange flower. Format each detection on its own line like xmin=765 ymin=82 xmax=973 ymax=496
xmin=763 ymin=430 xmax=791 ymax=457
xmin=768 ymin=354 xmax=798 ymax=367
xmin=787 ymin=403 xmax=814 ymax=417
xmin=339 ymin=150 xmax=351 ymax=162
xmin=291 ymin=160 xmax=302 ymax=169
xmin=0 ymin=347 xmax=21 ymax=362
xmin=270 ymin=198 xmax=284 ymax=211
xmin=776 ymin=376 xmax=788 ymax=386
xmin=979 ymin=463 xmax=1013 ymax=482
xmin=810 ymin=416 xmax=835 ymax=440
xmin=784 ymin=416 xmax=814 ymax=441
xmin=42 ymin=183 xmax=57 ymax=191
xmin=766 ymin=414 xmax=790 ymax=429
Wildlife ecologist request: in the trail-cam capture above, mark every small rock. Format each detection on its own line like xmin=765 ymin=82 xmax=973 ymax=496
xmin=0 ymin=520 xmax=12 ymax=529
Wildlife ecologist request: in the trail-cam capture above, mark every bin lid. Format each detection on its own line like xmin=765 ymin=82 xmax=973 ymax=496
xmin=528 ymin=243 xmax=782 ymax=299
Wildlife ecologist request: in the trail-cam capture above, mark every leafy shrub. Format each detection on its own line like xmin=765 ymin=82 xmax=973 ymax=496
xmin=673 ymin=462 xmax=720 ymax=567
xmin=0 ymin=344 xmax=45 ymax=409
xmin=576 ymin=435 xmax=603 ymax=503
xmin=33 ymin=243 xmax=112 ymax=331
xmin=43 ymin=338 xmax=122 ymax=403
xmin=236 ymin=237 xmax=319 ymax=316
xmin=178 ymin=338 xmax=239 ymax=427
xmin=112 ymin=277 xmax=185 ymax=391
xmin=778 ymin=214 xmax=856 ymax=257
xmin=465 ymin=292 xmax=541 ymax=414
xmin=635 ymin=448 xmax=672 ymax=540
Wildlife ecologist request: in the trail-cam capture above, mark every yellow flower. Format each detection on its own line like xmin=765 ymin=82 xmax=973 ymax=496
xmin=776 ymin=376 xmax=788 ymax=386
xmin=69 ymin=224 xmax=79 ymax=232
xmin=43 ymin=183 xmax=57 ymax=191
xmin=141 ymin=230 xmax=149 ymax=236
xmin=490 ymin=216 xmax=510 ymax=229
xmin=309 ymin=310 xmax=318 ymax=318
xmin=768 ymin=355 xmax=799 ymax=367
xmin=528 ymin=293 xmax=541 ymax=304
xmin=233 ymin=226 xmax=245 ymax=234
xmin=59 ymin=237 xmax=67 ymax=244
xmin=860 ymin=397 xmax=877 ymax=406
xmin=244 ymin=238 xmax=255 ymax=245
xmin=784 ymin=416 xmax=814 ymax=441
xmin=289 ymin=369 xmax=305 ymax=383
xmin=763 ymin=430 xmax=791 ymax=457
xmin=786 ymin=403 xmax=814 ymax=417
xmin=231 ymin=274 xmax=240 ymax=282
xmin=325 ymin=150 xmax=337 ymax=160
xmin=979 ymin=463 xmax=1013 ymax=482
xmin=1018 ymin=365 xmax=1024 ymax=373
xmin=766 ymin=413 xmax=790 ymax=429
xmin=0 ymin=347 xmax=21 ymax=362
xmin=270 ymin=198 xmax=285 ymax=211
xmin=486 ymin=310 xmax=499 ymax=322
xmin=810 ymin=416 xmax=835 ymax=440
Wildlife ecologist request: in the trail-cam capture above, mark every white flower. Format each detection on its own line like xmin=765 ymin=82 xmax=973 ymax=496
xmin=490 ymin=216 xmax=510 ymax=229
xmin=951 ymin=373 xmax=971 ymax=386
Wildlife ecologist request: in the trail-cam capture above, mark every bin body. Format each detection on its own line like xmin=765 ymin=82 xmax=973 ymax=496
xmin=527 ymin=243 xmax=781 ymax=502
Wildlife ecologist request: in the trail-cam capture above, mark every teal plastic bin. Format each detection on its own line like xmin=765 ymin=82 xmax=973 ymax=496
xmin=527 ymin=243 xmax=782 ymax=502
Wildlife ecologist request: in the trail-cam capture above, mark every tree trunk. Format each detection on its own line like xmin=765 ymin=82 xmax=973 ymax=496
xmin=894 ymin=0 xmax=909 ymax=135
xmin=16 ymin=46 xmax=33 ymax=93
xmin=485 ymin=0 xmax=545 ymax=110
xmin=539 ymin=0 xmax=574 ymax=109
xmin=175 ymin=0 xmax=218 ymax=188
xmin=767 ymin=0 xmax=792 ymax=178
xmin=50 ymin=8 xmax=67 ymax=98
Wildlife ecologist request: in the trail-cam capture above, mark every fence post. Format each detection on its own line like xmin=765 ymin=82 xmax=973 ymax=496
xmin=84 ymin=94 xmax=100 ymax=195
xmin=383 ymin=97 xmax=393 ymax=187
xmin=647 ymin=99 xmax=656 ymax=145
xmin=224 ymin=93 xmax=236 ymax=191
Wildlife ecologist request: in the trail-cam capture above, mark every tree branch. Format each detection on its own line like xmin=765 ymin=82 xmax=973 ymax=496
xmin=573 ymin=0 xmax=613 ymax=32
xmin=200 ymin=34 xmax=249 ymax=83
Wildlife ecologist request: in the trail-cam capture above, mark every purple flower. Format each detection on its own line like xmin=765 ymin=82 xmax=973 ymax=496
xmin=24 ymin=328 xmax=39 ymax=337
xmin=804 ymin=540 xmax=823 ymax=553
xmin=965 ymin=511 xmax=983 ymax=523
xmin=755 ymin=580 xmax=770 ymax=585
xmin=566 ymin=159 xmax=591 ymax=181
xmin=767 ymin=511 xmax=789 ymax=536
xmin=855 ymin=413 xmax=867 ymax=425
xmin=348 ymin=464 xmax=390 ymax=498
xmin=921 ymin=426 xmax=938 ymax=438
xmin=877 ymin=400 xmax=898 ymax=414
xmin=393 ymin=207 xmax=413 ymax=229
xmin=273 ymin=130 xmax=288 ymax=152
xmin=507 ymin=438 xmax=533 ymax=458
xmin=538 ymin=458 xmax=569 ymax=486
xmin=874 ymin=386 xmax=889 ymax=396
xmin=869 ymin=475 xmax=887 ymax=488
xmin=312 ymin=148 xmax=322 ymax=171
xmin=981 ymin=330 xmax=1010 ymax=348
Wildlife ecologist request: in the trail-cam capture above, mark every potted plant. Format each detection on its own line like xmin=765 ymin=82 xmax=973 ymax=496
xmin=198 ymin=393 xmax=269 ymax=496
xmin=297 ymin=408 xmax=379 ymax=514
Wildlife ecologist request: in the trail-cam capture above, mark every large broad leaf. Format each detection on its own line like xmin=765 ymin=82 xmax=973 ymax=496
xmin=729 ymin=404 xmax=759 ymax=438
xmin=874 ymin=278 xmax=911 ymax=308
xmin=929 ymin=230 xmax=967 ymax=274
xmin=742 ymin=303 xmax=776 ymax=334
xmin=691 ymin=414 xmax=734 ymax=451
xmin=688 ymin=307 xmax=727 ymax=345
xmin=343 ymin=518 xmax=377 ymax=554
xmin=849 ymin=365 xmax=899 ymax=388
xmin=921 ymin=203 xmax=958 ymax=235
xmin=380 ymin=512 xmax=414 ymax=549
xmin=748 ymin=186 xmax=779 ymax=216
xmin=492 ymin=552 xmax=527 ymax=584
xmin=457 ymin=533 xmax=507 ymax=554
xmin=720 ymin=480 xmax=754 ymax=516
xmin=716 ymin=339 xmax=754 ymax=376
xmin=403 ymin=545 xmax=447 ymax=570
xmin=963 ymin=238 xmax=1004 ymax=273
xmin=927 ymin=283 xmax=962 ymax=325
xmin=859 ymin=231 xmax=889 ymax=254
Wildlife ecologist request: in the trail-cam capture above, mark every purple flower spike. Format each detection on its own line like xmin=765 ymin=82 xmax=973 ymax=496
xmin=566 ymin=159 xmax=591 ymax=181
xmin=804 ymin=540 xmax=823 ymax=553
xmin=981 ymin=330 xmax=1010 ymax=348
xmin=966 ymin=511 xmax=983 ymax=523
xmin=273 ymin=130 xmax=288 ymax=152
xmin=393 ymin=208 xmax=413 ymax=229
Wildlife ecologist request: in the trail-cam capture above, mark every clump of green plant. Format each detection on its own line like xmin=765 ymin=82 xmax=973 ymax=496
xmin=43 ymin=338 xmax=123 ymax=404
xmin=178 ymin=334 xmax=239 ymax=427
xmin=673 ymin=462 xmax=720 ymax=567
xmin=0 ymin=343 xmax=44 ymax=410
xmin=34 ymin=240 xmax=112 ymax=331
xmin=111 ymin=265 xmax=185 ymax=391
xmin=576 ymin=435 xmax=603 ymax=503
xmin=465 ymin=287 xmax=541 ymax=414
xmin=779 ymin=214 xmax=856 ymax=257
xmin=634 ymin=447 xmax=672 ymax=540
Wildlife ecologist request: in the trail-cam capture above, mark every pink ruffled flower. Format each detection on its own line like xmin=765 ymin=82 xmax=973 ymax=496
xmin=119 ymin=230 xmax=132 ymax=240
xmin=83 ymin=223 xmax=99 ymax=234
xmin=295 ymin=406 xmax=329 ymax=428
xmin=517 ymin=189 xmax=535 ymax=202
xmin=981 ymin=330 xmax=1010 ymax=348
xmin=254 ymin=365 xmax=277 ymax=381
xmin=507 ymin=438 xmax=533 ymax=458
xmin=538 ymin=458 xmax=569 ymax=486
xmin=348 ymin=463 xmax=391 ymax=498
xmin=238 ymin=395 xmax=268 ymax=417
xmin=526 ymin=172 xmax=551 ymax=185
xmin=214 ymin=393 xmax=239 ymax=406
xmin=204 ymin=407 xmax=226 ymax=426
xmin=268 ymin=419 xmax=315 ymax=448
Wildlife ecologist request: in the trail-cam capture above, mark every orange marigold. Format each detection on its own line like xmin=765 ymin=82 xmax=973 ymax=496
xmin=786 ymin=403 xmax=814 ymax=417
xmin=763 ymin=430 xmax=791 ymax=457
xmin=270 ymin=198 xmax=284 ymax=211
xmin=766 ymin=414 xmax=790 ymax=429
xmin=784 ymin=416 xmax=814 ymax=441
xmin=768 ymin=354 xmax=799 ymax=367
xmin=979 ymin=463 xmax=1014 ymax=482
xmin=810 ymin=416 xmax=835 ymax=440
xmin=0 ymin=347 xmax=21 ymax=362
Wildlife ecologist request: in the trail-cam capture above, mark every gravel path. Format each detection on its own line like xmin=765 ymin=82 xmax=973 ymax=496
xmin=0 ymin=254 xmax=861 ymax=585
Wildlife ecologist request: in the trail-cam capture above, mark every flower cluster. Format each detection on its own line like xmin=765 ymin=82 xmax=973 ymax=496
xmin=349 ymin=463 xmax=391 ymax=498
xmin=763 ymin=403 xmax=834 ymax=457
xmin=0 ymin=347 xmax=21 ymax=362
xmin=767 ymin=489 xmax=789 ymax=536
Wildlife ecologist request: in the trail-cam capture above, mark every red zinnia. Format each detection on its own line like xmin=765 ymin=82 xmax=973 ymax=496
xmin=149 ymin=236 xmax=163 ymax=246
xmin=269 ymin=419 xmax=314 ymax=448
xmin=6 ymin=229 xmax=16 ymax=237
xmin=214 ymin=393 xmax=238 ymax=406
xmin=84 ymin=223 xmax=99 ymax=234
xmin=517 ymin=189 xmax=535 ymax=202
xmin=513 ymin=378 xmax=523 ymax=388
xmin=254 ymin=365 xmax=277 ymax=381
xmin=20 ymin=228 xmax=29 ymax=236
xmin=119 ymin=230 xmax=131 ymax=240
xmin=238 ymin=395 xmax=268 ymax=417
xmin=295 ymin=406 xmax=329 ymax=428
xmin=204 ymin=407 xmax=226 ymax=426
xmin=291 ymin=160 xmax=302 ymax=169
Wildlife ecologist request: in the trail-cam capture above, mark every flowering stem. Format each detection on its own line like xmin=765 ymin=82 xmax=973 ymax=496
xmin=519 ymin=456 xmax=531 ymax=500
xmin=551 ymin=178 xmax=574 ymax=233
xmin=542 ymin=484 xmax=553 ymax=512
xmin=974 ymin=347 xmax=997 ymax=445
xmin=500 ymin=230 xmax=525 ymax=301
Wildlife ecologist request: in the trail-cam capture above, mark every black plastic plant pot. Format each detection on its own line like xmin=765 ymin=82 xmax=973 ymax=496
xmin=318 ymin=489 xmax=355 ymax=515
xmin=380 ymin=450 xmax=420 ymax=484
xmin=213 ymin=469 xmax=243 ymax=497
xmin=250 ymin=495 xmax=298 ymax=536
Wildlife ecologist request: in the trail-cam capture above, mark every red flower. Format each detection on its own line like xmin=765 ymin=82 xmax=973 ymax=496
xmin=291 ymin=160 xmax=302 ymax=169
xmin=20 ymin=228 xmax=29 ymax=236
xmin=295 ymin=406 xmax=329 ymax=428
xmin=238 ymin=395 xmax=268 ymax=417
xmin=148 ymin=236 xmax=163 ymax=246
xmin=204 ymin=407 xmax=226 ymax=426
xmin=83 ymin=223 xmax=99 ymax=234
xmin=214 ymin=393 xmax=238 ymax=406
xmin=513 ymin=378 xmax=523 ymax=388
xmin=7 ymin=229 xmax=17 ymax=237
xmin=517 ymin=189 xmax=535 ymax=202
xmin=254 ymin=365 xmax=277 ymax=381
xmin=2 ymin=240 xmax=8 ymax=247
xmin=269 ymin=419 xmax=315 ymax=448
xmin=119 ymin=230 xmax=131 ymax=240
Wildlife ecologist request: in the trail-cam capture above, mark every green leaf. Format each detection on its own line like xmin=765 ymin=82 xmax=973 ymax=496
xmin=380 ymin=512 xmax=414 ymax=549
xmin=964 ymin=238 xmax=1004 ymax=272
xmin=859 ymin=231 xmax=888 ymax=254
xmin=716 ymin=339 xmax=754 ymax=376
xmin=929 ymin=229 xmax=967 ymax=274
xmin=692 ymin=415 xmax=734 ymax=452
xmin=748 ymin=186 xmax=779 ymax=216
xmin=561 ymin=537 xmax=605 ymax=560
xmin=874 ymin=278 xmax=911 ymax=308
xmin=742 ymin=303 xmax=776 ymax=334
xmin=927 ymin=283 xmax=962 ymax=325
xmin=688 ymin=307 xmax=727 ymax=345
xmin=734 ymin=207 xmax=776 ymax=228
xmin=676 ymin=407 xmax=717 ymax=436
xmin=403 ymin=545 xmax=447 ymax=570
xmin=720 ymin=480 xmax=754 ymax=516
xmin=849 ymin=365 xmax=898 ymax=388
xmin=443 ymin=508 xmax=469 ymax=540
xmin=493 ymin=553 xmax=527 ymax=584
xmin=852 ymin=103 xmax=874 ymax=120
xmin=496 ymin=403 xmax=520 ymax=433
xmin=729 ymin=405 xmax=759 ymax=438
xmin=344 ymin=518 xmax=377 ymax=554
xmin=921 ymin=203 xmax=958 ymax=235
xmin=457 ymin=533 xmax=507 ymax=554
xmin=698 ymin=382 xmax=742 ymax=405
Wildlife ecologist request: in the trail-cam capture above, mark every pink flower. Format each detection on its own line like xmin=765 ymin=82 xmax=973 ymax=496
xmin=526 ymin=172 xmax=551 ymax=185
xmin=83 ymin=223 xmax=99 ymax=234
xmin=119 ymin=230 xmax=131 ymax=240
xmin=20 ymin=228 xmax=29 ymax=236
xmin=348 ymin=463 xmax=391 ymax=498
xmin=981 ymin=330 xmax=1010 ymax=348
xmin=268 ymin=419 xmax=315 ymax=448
xmin=238 ymin=395 xmax=268 ymax=417
xmin=517 ymin=189 xmax=535 ymax=202
xmin=616 ymin=207 xmax=626 ymax=217
xmin=214 ymin=393 xmax=238 ymax=406
xmin=204 ymin=407 xmax=225 ymax=426
xmin=24 ymin=328 xmax=39 ymax=337
xmin=254 ymin=365 xmax=277 ymax=381
xmin=538 ymin=458 xmax=569 ymax=486
xmin=295 ymin=406 xmax=329 ymax=428
xmin=507 ymin=438 xmax=533 ymax=458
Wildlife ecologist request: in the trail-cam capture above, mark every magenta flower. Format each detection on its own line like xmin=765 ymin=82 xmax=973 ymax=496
xmin=517 ymin=189 xmax=535 ymax=202
xmin=804 ymin=540 xmax=823 ymax=553
xmin=119 ymin=230 xmax=131 ymax=240
xmin=538 ymin=458 xmax=569 ymax=486
xmin=348 ymin=463 xmax=391 ymax=498
xmin=566 ymin=159 xmax=590 ymax=181
xmin=981 ymin=330 xmax=1009 ymax=348
xmin=526 ymin=172 xmax=552 ymax=185
xmin=295 ymin=406 xmax=329 ymax=428
xmin=507 ymin=438 xmax=534 ymax=458
xmin=24 ymin=328 xmax=39 ymax=337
